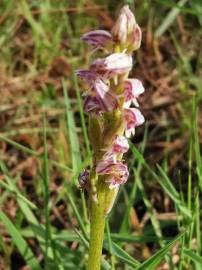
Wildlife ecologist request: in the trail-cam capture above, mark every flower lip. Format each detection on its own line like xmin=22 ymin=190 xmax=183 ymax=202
xmin=124 ymin=108 xmax=145 ymax=137
xmin=112 ymin=135 xmax=129 ymax=154
xmin=96 ymin=160 xmax=129 ymax=188
xmin=124 ymin=79 xmax=144 ymax=107
xmin=102 ymin=135 xmax=129 ymax=163
xmin=83 ymin=90 xmax=118 ymax=115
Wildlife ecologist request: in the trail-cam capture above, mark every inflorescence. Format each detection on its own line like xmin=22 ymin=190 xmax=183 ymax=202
xmin=77 ymin=5 xmax=145 ymax=195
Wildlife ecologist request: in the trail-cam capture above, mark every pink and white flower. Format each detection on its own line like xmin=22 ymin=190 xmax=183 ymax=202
xmin=96 ymin=160 xmax=129 ymax=189
xmin=90 ymin=53 xmax=133 ymax=78
xmin=93 ymin=79 xmax=118 ymax=111
xmin=103 ymin=135 xmax=129 ymax=162
xmin=78 ymin=5 xmax=145 ymax=195
xmin=112 ymin=135 xmax=129 ymax=154
xmin=83 ymin=81 xmax=118 ymax=115
xmin=81 ymin=30 xmax=112 ymax=49
xmin=124 ymin=79 xmax=144 ymax=107
xmin=83 ymin=95 xmax=103 ymax=115
xmin=123 ymin=108 xmax=145 ymax=137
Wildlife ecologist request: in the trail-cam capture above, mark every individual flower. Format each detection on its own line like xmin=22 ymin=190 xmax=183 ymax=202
xmin=103 ymin=135 xmax=129 ymax=162
xmin=81 ymin=30 xmax=112 ymax=49
xmin=123 ymin=108 xmax=145 ymax=137
xmin=84 ymin=79 xmax=118 ymax=114
xmin=83 ymin=95 xmax=103 ymax=115
xmin=96 ymin=160 xmax=129 ymax=189
xmin=112 ymin=5 xmax=136 ymax=44
xmin=111 ymin=135 xmax=129 ymax=154
xmin=92 ymin=79 xmax=118 ymax=112
xmin=124 ymin=79 xmax=144 ymax=107
xmin=90 ymin=53 xmax=133 ymax=78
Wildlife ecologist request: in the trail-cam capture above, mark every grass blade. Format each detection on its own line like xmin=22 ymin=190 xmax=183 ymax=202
xmin=155 ymin=0 xmax=188 ymax=37
xmin=135 ymin=232 xmax=185 ymax=270
xmin=0 ymin=211 xmax=42 ymax=270
xmin=183 ymin=248 xmax=202 ymax=265
xmin=62 ymin=78 xmax=81 ymax=174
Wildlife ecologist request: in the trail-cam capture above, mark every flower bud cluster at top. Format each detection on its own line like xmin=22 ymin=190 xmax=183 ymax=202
xmin=77 ymin=5 xmax=145 ymax=190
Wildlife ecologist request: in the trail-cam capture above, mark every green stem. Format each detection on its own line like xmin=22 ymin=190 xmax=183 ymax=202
xmin=87 ymin=196 xmax=106 ymax=270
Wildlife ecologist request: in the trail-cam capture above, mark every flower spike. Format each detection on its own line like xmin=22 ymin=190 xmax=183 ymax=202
xmin=77 ymin=6 xmax=145 ymax=269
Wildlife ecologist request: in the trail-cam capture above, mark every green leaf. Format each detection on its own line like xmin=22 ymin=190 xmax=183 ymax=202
xmin=65 ymin=190 xmax=88 ymax=239
xmin=0 ymin=134 xmax=72 ymax=172
xmin=157 ymin=164 xmax=192 ymax=219
xmin=0 ymin=211 xmax=42 ymax=270
xmin=134 ymin=232 xmax=184 ymax=270
xmin=62 ymin=79 xmax=81 ymax=174
xmin=104 ymin=240 xmax=140 ymax=268
xmin=155 ymin=0 xmax=188 ymax=37
xmin=183 ymin=248 xmax=202 ymax=264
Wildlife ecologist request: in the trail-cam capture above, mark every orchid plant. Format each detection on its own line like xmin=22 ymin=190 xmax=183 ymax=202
xmin=77 ymin=6 xmax=145 ymax=270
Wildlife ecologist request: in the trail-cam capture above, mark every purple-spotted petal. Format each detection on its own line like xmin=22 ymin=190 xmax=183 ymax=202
xmin=124 ymin=79 xmax=144 ymax=106
xmin=76 ymin=69 xmax=97 ymax=84
xmin=81 ymin=30 xmax=112 ymax=49
xmin=90 ymin=53 xmax=132 ymax=78
xmin=104 ymin=53 xmax=133 ymax=74
xmin=112 ymin=135 xmax=129 ymax=154
xmin=96 ymin=161 xmax=129 ymax=187
xmin=102 ymin=135 xmax=129 ymax=163
xmin=84 ymin=81 xmax=118 ymax=114
xmin=93 ymin=79 xmax=118 ymax=111
xmin=123 ymin=108 xmax=145 ymax=137
xmin=83 ymin=95 xmax=103 ymax=115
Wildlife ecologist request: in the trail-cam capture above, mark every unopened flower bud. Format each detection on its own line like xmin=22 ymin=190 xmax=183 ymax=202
xmin=128 ymin=24 xmax=142 ymax=51
xmin=112 ymin=5 xmax=136 ymax=44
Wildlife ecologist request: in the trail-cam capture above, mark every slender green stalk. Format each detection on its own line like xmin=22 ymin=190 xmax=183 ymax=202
xmin=87 ymin=199 xmax=105 ymax=270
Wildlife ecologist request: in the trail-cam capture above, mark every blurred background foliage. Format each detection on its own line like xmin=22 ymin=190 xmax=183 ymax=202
xmin=0 ymin=0 xmax=202 ymax=269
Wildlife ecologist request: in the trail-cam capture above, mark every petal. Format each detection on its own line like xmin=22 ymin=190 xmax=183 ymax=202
xmin=124 ymin=108 xmax=144 ymax=137
xmin=96 ymin=161 xmax=129 ymax=186
xmin=124 ymin=79 xmax=144 ymax=102
xmin=81 ymin=30 xmax=112 ymax=48
xmin=94 ymin=80 xmax=118 ymax=111
xmin=129 ymin=24 xmax=142 ymax=51
xmin=111 ymin=13 xmax=128 ymax=43
xmin=112 ymin=135 xmax=129 ymax=153
xmin=104 ymin=53 xmax=133 ymax=73
xmin=76 ymin=69 xmax=96 ymax=84
xmin=124 ymin=108 xmax=145 ymax=128
xmin=83 ymin=95 xmax=103 ymax=115
xmin=90 ymin=53 xmax=133 ymax=78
